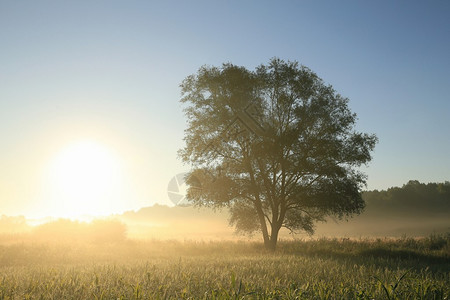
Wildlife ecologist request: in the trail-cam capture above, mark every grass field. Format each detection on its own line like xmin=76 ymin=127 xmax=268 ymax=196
xmin=0 ymin=235 xmax=449 ymax=299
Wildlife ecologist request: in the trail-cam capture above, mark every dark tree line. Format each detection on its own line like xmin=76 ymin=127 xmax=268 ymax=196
xmin=363 ymin=180 xmax=450 ymax=216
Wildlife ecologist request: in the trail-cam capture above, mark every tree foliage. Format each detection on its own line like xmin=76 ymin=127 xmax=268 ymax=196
xmin=179 ymin=58 xmax=377 ymax=249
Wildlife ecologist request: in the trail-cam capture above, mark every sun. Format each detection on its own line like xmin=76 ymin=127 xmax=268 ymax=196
xmin=46 ymin=140 xmax=124 ymax=219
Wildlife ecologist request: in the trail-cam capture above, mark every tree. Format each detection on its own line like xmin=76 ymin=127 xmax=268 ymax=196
xmin=179 ymin=58 xmax=377 ymax=250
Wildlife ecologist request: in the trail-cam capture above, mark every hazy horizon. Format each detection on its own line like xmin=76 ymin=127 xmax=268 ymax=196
xmin=2 ymin=180 xmax=449 ymax=241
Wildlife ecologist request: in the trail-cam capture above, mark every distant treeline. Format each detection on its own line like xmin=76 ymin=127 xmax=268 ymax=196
xmin=363 ymin=180 xmax=450 ymax=217
xmin=0 ymin=215 xmax=29 ymax=233
xmin=0 ymin=217 xmax=127 ymax=243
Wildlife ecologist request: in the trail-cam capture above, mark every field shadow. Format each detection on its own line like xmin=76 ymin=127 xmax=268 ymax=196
xmin=276 ymin=238 xmax=450 ymax=274
xmin=358 ymin=247 xmax=449 ymax=263
xmin=296 ymin=247 xmax=450 ymax=273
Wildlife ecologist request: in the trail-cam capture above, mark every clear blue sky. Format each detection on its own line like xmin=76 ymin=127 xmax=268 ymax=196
xmin=1 ymin=1 xmax=449 ymax=217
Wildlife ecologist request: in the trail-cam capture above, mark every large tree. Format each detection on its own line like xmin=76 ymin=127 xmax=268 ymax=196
xmin=179 ymin=58 xmax=377 ymax=250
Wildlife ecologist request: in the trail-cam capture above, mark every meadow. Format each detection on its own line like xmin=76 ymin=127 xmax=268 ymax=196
xmin=0 ymin=234 xmax=449 ymax=299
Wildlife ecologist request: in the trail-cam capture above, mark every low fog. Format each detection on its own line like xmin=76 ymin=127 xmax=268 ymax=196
xmin=1 ymin=181 xmax=449 ymax=243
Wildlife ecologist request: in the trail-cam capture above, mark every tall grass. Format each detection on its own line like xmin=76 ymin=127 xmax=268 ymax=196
xmin=0 ymin=235 xmax=448 ymax=299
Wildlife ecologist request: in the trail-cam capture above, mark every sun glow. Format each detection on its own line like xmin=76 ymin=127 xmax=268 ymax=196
xmin=45 ymin=140 xmax=124 ymax=219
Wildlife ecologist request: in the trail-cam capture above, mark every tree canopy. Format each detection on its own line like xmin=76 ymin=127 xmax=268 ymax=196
xmin=179 ymin=58 xmax=377 ymax=250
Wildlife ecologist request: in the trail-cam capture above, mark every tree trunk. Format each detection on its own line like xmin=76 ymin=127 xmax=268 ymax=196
xmin=258 ymin=215 xmax=270 ymax=248
xmin=253 ymin=199 xmax=270 ymax=248
xmin=266 ymin=223 xmax=281 ymax=251
xmin=262 ymin=224 xmax=271 ymax=249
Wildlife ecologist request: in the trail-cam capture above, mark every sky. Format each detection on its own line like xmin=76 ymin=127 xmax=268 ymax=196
xmin=1 ymin=1 xmax=449 ymax=218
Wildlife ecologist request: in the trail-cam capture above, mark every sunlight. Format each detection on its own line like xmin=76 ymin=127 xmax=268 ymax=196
xmin=46 ymin=140 xmax=124 ymax=219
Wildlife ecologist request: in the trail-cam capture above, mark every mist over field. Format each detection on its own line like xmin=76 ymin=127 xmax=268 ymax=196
xmin=1 ymin=181 xmax=448 ymax=242
xmin=122 ymin=181 xmax=450 ymax=240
